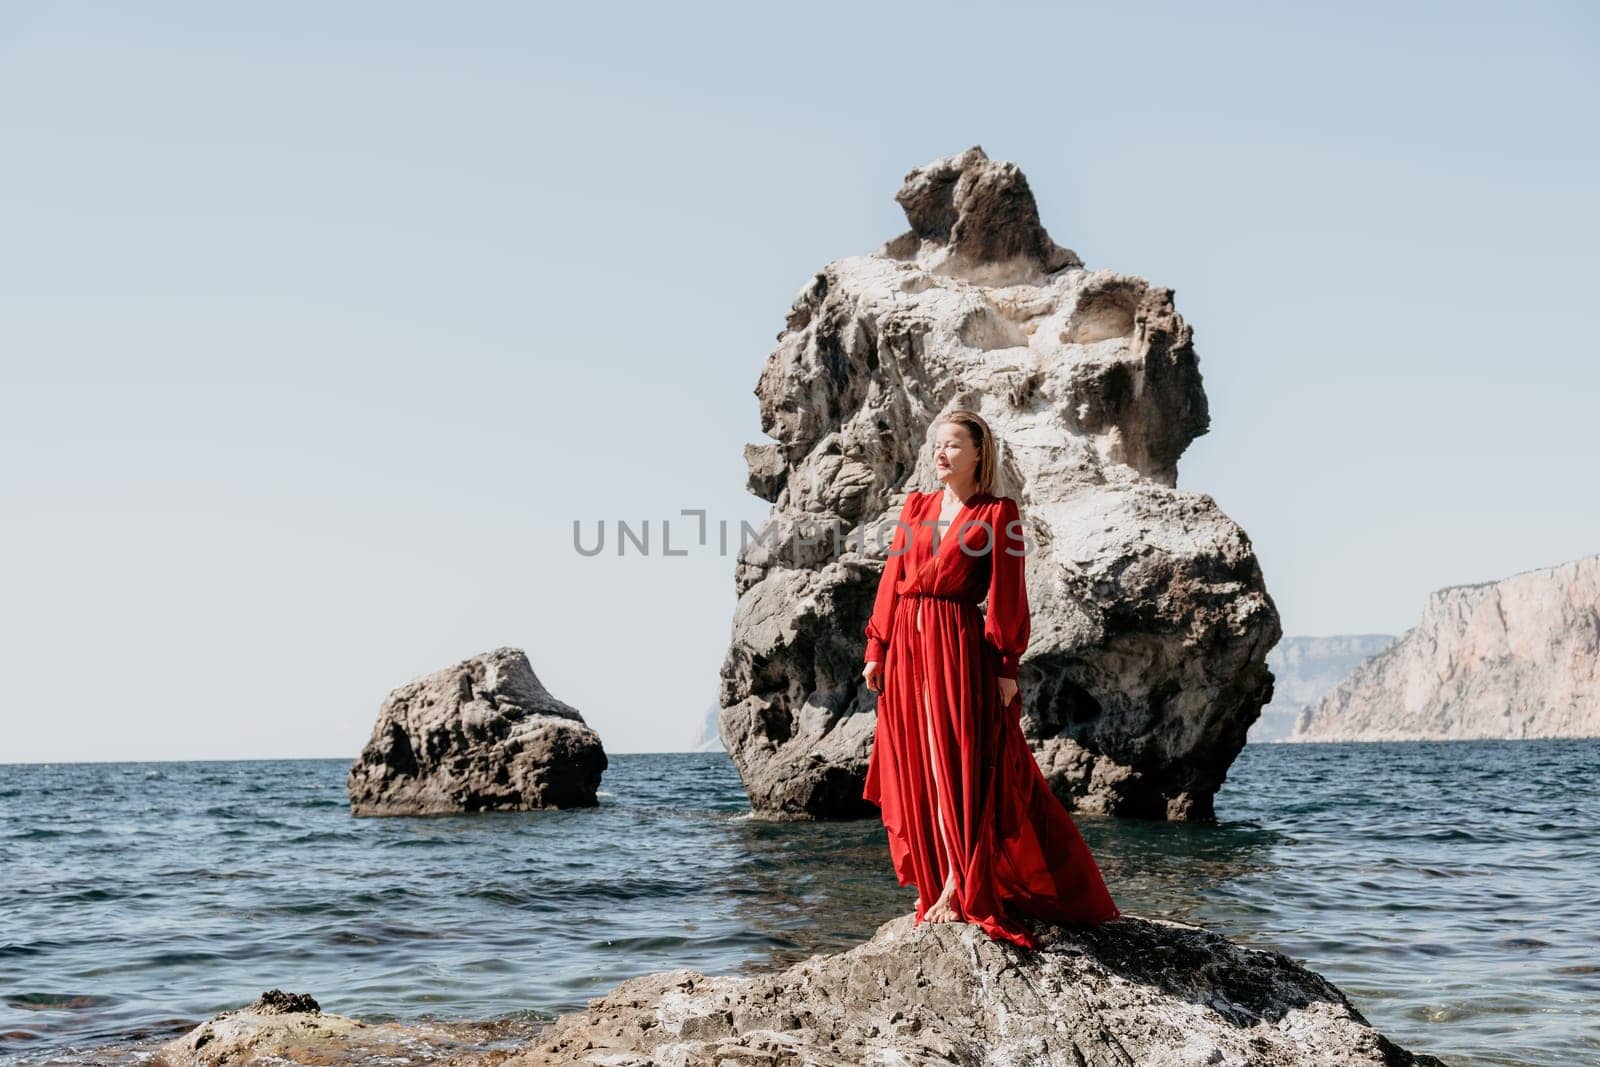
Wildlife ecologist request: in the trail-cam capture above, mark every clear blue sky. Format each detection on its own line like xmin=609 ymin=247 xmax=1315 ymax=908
xmin=2 ymin=2 xmax=1595 ymax=761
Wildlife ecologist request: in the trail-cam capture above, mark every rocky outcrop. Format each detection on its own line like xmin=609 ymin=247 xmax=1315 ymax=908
xmin=152 ymin=989 xmax=534 ymax=1066
xmin=513 ymin=914 xmax=1449 ymax=1066
xmin=143 ymin=918 xmax=1447 ymax=1067
xmin=347 ymin=647 xmax=606 ymax=816
xmin=720 ymin=146 xmax=1280 ymax=821
xmin=1292 ymin=555 xmax=1600 ymax=742
xmin=1248 ymin=635 xmax=1396 ymax=742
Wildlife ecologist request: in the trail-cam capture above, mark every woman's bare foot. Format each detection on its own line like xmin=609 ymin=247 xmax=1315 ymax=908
xmin=924 ymin=873 xmax=960 ymax=923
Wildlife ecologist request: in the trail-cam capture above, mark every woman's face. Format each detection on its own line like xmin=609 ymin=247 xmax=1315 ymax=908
xmin=933 ymin=422 xmax=979 ymax=488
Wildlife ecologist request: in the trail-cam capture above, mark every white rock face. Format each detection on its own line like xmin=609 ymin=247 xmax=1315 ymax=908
xmin=1292 ymin=555 xmax=1600 ymax=741
xmin=719 ymin=146 xmax=1281 ymax=821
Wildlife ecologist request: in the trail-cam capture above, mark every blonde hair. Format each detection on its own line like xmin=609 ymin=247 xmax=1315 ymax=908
xmin=933 ymin=409 xmax=1001 ymax=496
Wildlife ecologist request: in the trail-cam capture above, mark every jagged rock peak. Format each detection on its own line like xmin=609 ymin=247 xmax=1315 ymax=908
xmin=878 ymin=145 xmax=1083 ymax=284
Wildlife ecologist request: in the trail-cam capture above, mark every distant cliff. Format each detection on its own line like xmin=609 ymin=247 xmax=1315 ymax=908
xmin=691 ymin=703 xmax=724 ymax=753
xmin=1291 ymin=555 xmax=1600 ymax=741
xmin=1247 ymin=635 xmax=1395 ymax=742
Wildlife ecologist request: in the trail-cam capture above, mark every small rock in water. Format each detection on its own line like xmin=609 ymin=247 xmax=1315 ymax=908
xmin=248 ymin=989 xmax=320 ymax=1014
xmin=346 ymin=647 xmax=607 ymax=817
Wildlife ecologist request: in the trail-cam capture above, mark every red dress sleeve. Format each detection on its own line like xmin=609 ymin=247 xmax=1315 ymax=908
xmin=983 ymin=496 xmax=1031 ymax=680
xmin=864 ymin=492 xmax=920 ymax=665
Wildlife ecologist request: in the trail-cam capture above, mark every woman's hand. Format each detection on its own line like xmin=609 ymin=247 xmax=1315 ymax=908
xmin=863 ymin=660 xmax=883 ymax=693
xmin=999 ymin=676 xmax=1019 ymax=708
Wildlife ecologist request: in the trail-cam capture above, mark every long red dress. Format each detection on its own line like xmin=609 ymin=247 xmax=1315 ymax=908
xmin=862 ymin=488 xmax=1121 ymax=949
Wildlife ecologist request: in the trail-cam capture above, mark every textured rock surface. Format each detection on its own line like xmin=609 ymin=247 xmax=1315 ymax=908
xmin=1293 ymin=555 xmax=1600 ymax=741
xmin=347 ymin=647 xmax=606 ymax=816
xmin=151 ymin=989 xmax=534 ymax=1066
xmin=504 ymin=913 xmax=1447 ymax=1066
xmin=134 ymin=921 xmax=1448 ymax=1066
xmin=719 ymin=146 xmax=1280 ymax=821
xmin=1248 ymin=635 xmax=1396 ymax=742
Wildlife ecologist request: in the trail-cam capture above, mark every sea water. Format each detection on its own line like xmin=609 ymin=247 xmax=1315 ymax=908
xmin=1 ymin=739 xmax=1595 ymax=1066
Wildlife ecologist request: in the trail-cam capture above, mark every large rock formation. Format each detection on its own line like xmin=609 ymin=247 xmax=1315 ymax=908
xmin=1248 ymin=635 xmax=1395 ymax=742
xmin=1292 ymin=555 xmax=1600 ymax=741
xmin=144 ymin=919 xmax=1447 ymax=1066
xmin=720 ymin=146 xmax=1280 ymax=821
xmin=347 ymin=647 xmax=606 ymax=816
xmin=509 ymin=913 xmax=1447 ymax=1066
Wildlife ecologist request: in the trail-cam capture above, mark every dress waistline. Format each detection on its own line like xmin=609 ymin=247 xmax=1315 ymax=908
xmin=905 ymin=591 xmax=976 ymax=604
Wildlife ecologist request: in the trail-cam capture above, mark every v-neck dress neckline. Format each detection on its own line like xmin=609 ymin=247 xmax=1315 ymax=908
xmin=926 ymin=488 xmax=987 ymax=555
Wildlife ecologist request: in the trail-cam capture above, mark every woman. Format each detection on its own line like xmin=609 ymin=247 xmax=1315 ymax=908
xmin=860 ymin=410 xmax=1121 ymax=950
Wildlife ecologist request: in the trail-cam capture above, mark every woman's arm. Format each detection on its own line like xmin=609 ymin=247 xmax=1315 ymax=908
xmin=864 ymin=492 xmax=919 ymax=669
xmin=983 ymin=496 xmax=1031 ymax=681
